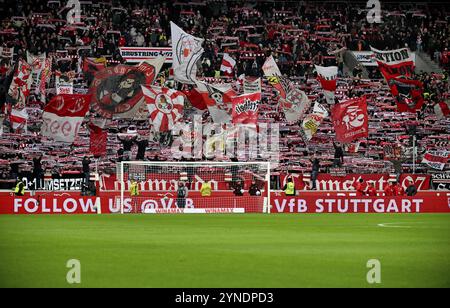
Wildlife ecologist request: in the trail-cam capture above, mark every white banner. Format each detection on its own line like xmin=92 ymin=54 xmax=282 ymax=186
xmin=244 ymin=78 xmax=261 ymax=94
xmin=119 ymin=47 xmax=173 ymax=64
xmin=353 ymin=50 xmax=417 ymax=66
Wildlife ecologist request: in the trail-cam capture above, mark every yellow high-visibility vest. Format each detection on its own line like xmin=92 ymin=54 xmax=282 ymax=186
xmin=130 ymin=182 xmax=140 ymax=196
xmin=200 ymin=182 xmax=212 ymax=197
xmin=285 ymin=182 xmax=295 ymax=195
xmin=14 ymin=182 xmax=25 ymax=195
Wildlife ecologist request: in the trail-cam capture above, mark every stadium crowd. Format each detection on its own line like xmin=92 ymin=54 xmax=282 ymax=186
xmin=0 ymin=0 xmax=449 ymax=189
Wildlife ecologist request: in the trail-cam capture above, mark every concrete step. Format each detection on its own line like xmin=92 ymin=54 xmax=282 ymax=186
xmin=415 ymin=52 xmax=443 ymax=74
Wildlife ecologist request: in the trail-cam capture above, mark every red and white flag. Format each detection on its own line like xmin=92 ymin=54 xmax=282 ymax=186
xmin=8 ymin=59 xmax=32 ymax=108
xmin=41 ymin=94 xmax=91 ymax=143
xmin=195 ymin=81 xmax=235 ymax=124
xmin=220 ymin=53 xmax=236 ymax=76
xmin=232 ymin=92 xmax=261 ymax=125
xmin=142 ymin=86 xmax=185 ymax=132
xmin=434 ymin=101 xmax=450 ymax=120
xmin=370 ymin=47 xmax=415 ymax=79
xmin=9 ymin=108 xmax=28 ymax=131
xmin=422 ymin=151 xmax=450 ymax=170
xmin=315 ymin=65 xmax=338 ymax=104
xmin=332 ymin=97 xmax=369 ymax=143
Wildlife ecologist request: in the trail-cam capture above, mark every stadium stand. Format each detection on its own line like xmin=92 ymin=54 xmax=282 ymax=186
xmin=0 ymin=0 xmax=448 ymax=191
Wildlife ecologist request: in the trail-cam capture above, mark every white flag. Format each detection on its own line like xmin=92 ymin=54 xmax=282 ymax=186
xmin=262 ymin=55 xmax=282 ymax=77
xmin=170 ymin=22 xmax=204 ymax=84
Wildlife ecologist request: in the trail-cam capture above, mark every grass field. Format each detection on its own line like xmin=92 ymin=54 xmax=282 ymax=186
xmin=0 ymin=214 xmax=449 ymax=288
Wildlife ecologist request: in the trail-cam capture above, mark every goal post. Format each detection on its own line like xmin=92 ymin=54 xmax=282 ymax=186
xmin=117 ymin=161 xmax=271 ymax=214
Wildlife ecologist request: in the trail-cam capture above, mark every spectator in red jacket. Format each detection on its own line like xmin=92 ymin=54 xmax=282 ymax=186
xmin=367 ymin=183 xmax=377 ymax=197
xmin=394 ymin=182 xmax=405 ymax=196
xmin=384 ymin=181 xmax=395 ymax=197
xmin=355 ymin=179 xmax=367 ymax=196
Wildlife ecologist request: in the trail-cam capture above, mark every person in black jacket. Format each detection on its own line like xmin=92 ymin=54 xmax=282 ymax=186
xmin=406 ymin=181 xmax=418 ymax=196
xmin=310 ymin=155 xmax=320 ymax=190
xmin=82 ymin=156 xmax=91 ymax=189
xmin=33 ymin=155 xmax=43 ymax=190
xmin=233 ymin=181 xmax=244 ymax=196
xmin=333 ymin=142 xmax=344 ymax=167
xmin=248 ymin=180 xmax=261 ymax=196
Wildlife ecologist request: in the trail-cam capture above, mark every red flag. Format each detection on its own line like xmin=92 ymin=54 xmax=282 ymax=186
xmin=195 ymin=81 xmax=235 ymax=123
xmin=332 ymin=97 xmax=369 ymax=143
xmin=41 ymin=94 xmax=91 ymax=143
xmin=183 ymin=87 xmax=207 ymax=110
xmin=389 ymin=77 xmax=424 ymax=112
xmin=89 ymin=124 xmax=107 ymax=157
xmin=232 ymin=92 xmax=261 ymax=125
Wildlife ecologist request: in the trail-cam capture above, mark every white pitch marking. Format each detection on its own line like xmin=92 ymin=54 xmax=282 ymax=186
xmin=378 ymin=222 xmax=414 ymax=228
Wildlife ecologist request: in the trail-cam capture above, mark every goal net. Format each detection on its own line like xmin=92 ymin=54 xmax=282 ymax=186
xmin=116 ymin=161 xmax=271 ymax=214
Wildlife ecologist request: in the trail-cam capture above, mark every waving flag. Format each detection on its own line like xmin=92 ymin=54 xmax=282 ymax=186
xmin=82 ymin=57 xmax=107 ymax=85
xmin=182 ymin=87 xmax=207 ymax=110
xmin=41 ymin=94 xmax=91 ymax=143
xmin=434 ymin=101 xmax=450 ymax=120
xmin=315 ymin=65 xmax=338 ymax=104
xmin=38 ymin=58 xmax=52 ymax=102
xmin=232 ymin=92 xmax=261 ymax=125
xmin=370 ymin=47 xmax=415 ymax=79
xmin=262 ymin=56 xmax=282 ymax=77
xmin=388 ymin=77 xmax=424 ymax=112
xmin=195 ymin=81 xmax=235 ymax=124
xmin=263 ymin=56 xmax=287 ymax=98
xmin=422 ymin=151 xmax=449 ymax=170
xmin=8 ymin=59 xmax=32 ymax=108
xmin=27 ymin=52 xmax=47 ymax=97
xmin=332 ymin=97 xmax=369 ymax=143
xmin=262 ymin=56 xmax=309 ymax=122
xmin=281 ymin=87 xmax=311 ymax=123
xmin=9 ymin=108 xmax=28 ymax=131
xmin=171 ymin=22 xmax=204 ymax=84
xmin=220 ymin=53 xmax=236 ymax=77
xmin=90 ymin=57 xmax=164 ymax=119
xmin=89 ymin=123 xmax=107 ymax=157
xmin=370 ymin=47 xmax=422 ymax=113
xmin=301 ymin=103 xmax=329 ymax=141
xmin=142 ymin=86 xmax=185 ymax=132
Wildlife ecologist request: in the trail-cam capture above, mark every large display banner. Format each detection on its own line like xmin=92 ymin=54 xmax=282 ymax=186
xmin=271 ymin=195 xmax=450 ymax=213
xmin=352 ymin=51 xmax=416 ymax=67
xmin=0 ymin=192 xmax=448 ymax=214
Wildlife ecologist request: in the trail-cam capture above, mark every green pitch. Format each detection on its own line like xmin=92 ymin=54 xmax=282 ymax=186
xmin=0 ymin=214 xmax=449 ymax=288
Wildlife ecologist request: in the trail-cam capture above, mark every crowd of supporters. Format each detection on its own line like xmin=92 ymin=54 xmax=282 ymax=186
xmin=0 ymin=0 xmax=449 ymax=188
